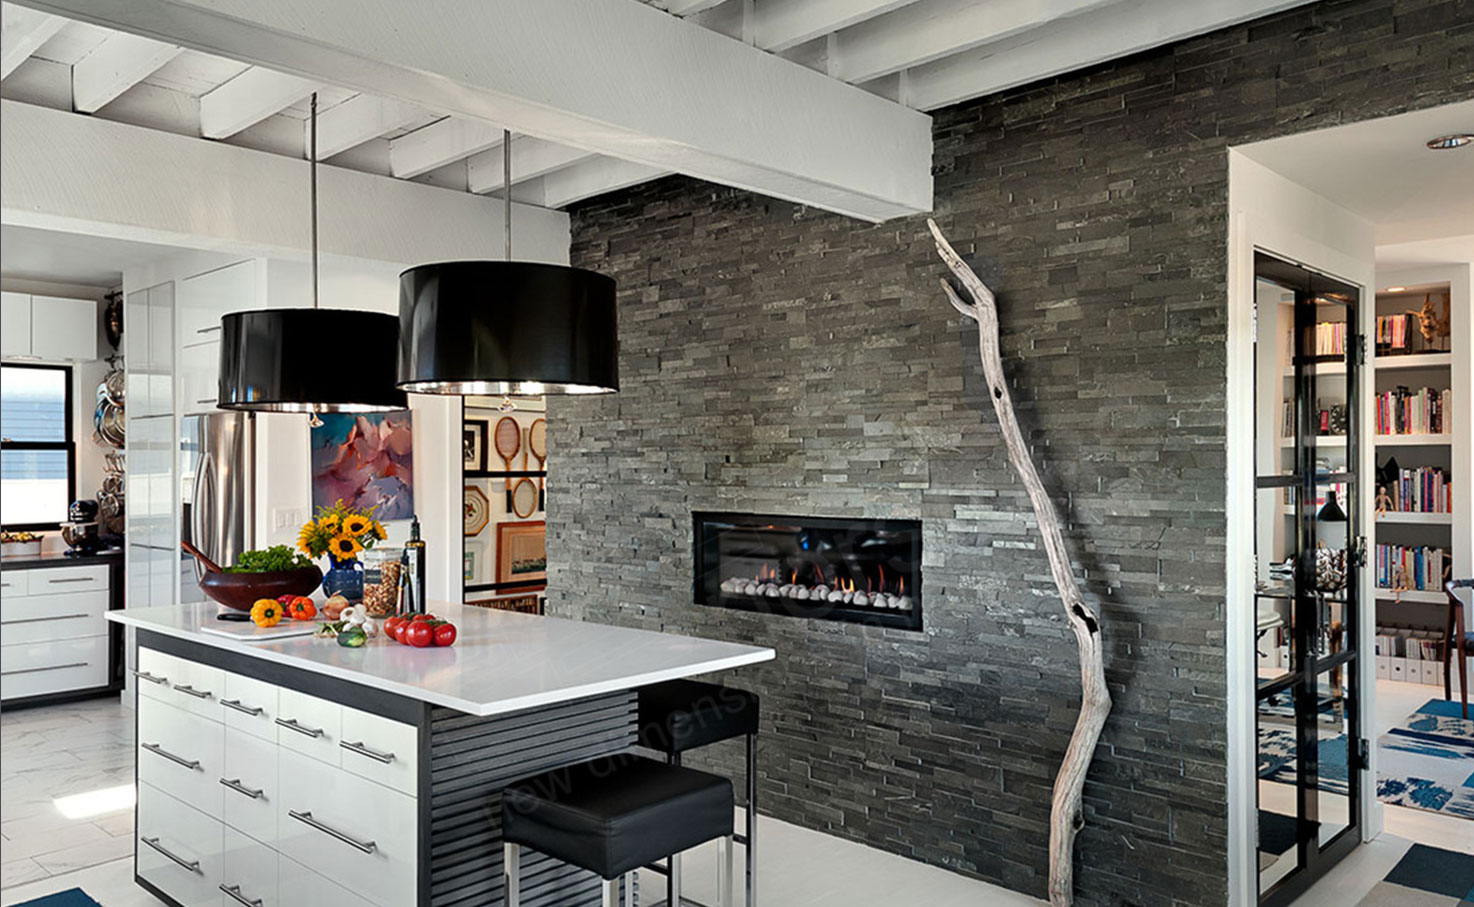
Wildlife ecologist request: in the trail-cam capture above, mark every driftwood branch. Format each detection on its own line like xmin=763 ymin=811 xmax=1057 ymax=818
xmin=927 ymin=219 xmax=1111 ymax=907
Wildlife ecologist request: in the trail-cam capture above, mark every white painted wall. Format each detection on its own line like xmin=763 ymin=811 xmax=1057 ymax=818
xmin=1225 ymin=150 xmax=1377 ymax=905
xmin=0 ymin=276 xmax=115 ymax=554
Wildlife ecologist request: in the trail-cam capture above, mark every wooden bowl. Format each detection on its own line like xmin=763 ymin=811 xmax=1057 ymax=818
xmin=199 ymin=566 xmax=323 ymax=612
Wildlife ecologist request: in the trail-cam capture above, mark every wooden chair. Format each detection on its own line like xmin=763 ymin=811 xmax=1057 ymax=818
xmin=1445 ymin=579 xmax=1473 ymax=719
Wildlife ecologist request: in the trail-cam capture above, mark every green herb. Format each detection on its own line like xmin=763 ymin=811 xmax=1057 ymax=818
xmin=225 ymin=545 xmax=314 ymax=573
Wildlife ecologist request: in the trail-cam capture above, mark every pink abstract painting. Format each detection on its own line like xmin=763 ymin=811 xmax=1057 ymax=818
xmin=311 ymin=411 xmax=414 ymax=519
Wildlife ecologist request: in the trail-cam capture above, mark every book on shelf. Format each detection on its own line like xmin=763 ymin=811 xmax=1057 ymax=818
xmin=1376 ymin=463 xmax=1452 ymax=514
xmin=1314 ymin=321 xmax=1347 ymax=358
xmin=1375 ymin=542 xmax=1449 ymax=593
xmin=1375 ymin=313 xmax=1412 ymax=352
xmin=1374 ymin=385 xmax=1451 ymax=435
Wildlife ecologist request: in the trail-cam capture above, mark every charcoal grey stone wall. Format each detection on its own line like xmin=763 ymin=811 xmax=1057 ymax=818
xmin=546 ymin=2 xmax=1472 ymax=904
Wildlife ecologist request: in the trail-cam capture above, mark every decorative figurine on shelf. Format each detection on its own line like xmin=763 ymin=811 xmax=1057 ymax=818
xmin=1391 ymin=563 xmax=1408 ymax=603
xmin=1375 ymin=486 xmax=1393 ymax=518
xmin=1410 ymin=292 xmax=1451 ymax=350
xmin=297 ymin=501 xmax=388 ymax=604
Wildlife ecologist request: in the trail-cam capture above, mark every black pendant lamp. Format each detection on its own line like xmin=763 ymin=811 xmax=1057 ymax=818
xmin=397 ymin=131 xmax=618 ymax=396
xmin=218 ymin=94 xmax=407 ymax=414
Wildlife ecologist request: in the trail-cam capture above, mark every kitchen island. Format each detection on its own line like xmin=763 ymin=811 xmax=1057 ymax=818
xmin=106 ymin=602 xmax=773 ymax=907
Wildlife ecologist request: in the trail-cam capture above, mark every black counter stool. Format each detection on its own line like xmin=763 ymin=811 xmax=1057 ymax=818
xmin=638 ymin=680 xmax=759 ymax=907
xmin=502 ymin=755 xmax=735 ymax=907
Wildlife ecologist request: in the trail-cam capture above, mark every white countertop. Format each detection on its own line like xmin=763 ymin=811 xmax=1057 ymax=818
xmin=108 ymin=602 xmax=773 ymax=717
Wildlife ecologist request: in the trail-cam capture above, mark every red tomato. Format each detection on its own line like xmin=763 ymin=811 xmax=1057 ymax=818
xmin=411 ymin=614 xmax=435 ymax=622
xmin=384 ymin=616 xmax=402 ymax=638
xmin=405 ymin=621 xmax=434 ymax=647
xmin=433 ymin=623 xmax=457 ymax=647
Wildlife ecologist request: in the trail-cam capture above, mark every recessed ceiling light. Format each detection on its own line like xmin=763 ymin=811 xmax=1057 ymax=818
xmin=1384 ymin=286 xmax=1407 ymax=293
xmin=1426 ymin=134 xmax=1472 ymax=150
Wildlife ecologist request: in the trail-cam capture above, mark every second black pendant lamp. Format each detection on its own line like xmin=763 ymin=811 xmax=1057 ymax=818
xmin=397 ymin=131 xmax=618 ymax=397
xmin=218 ymin=94 xmax=407 ymax=414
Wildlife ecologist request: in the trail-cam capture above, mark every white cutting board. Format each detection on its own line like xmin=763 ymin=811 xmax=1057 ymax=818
xmin=199 ymin=618 xmax=318 ymax=642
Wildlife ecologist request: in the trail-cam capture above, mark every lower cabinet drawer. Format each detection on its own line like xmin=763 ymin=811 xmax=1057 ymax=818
xmin=0 ymin=636 xmax=109 ymax=700
xmin=339 ymin=706 xmax=418 ymax=795
xmin=0 ymin=587 xmax=109 ymax=626
xmin=275 ymin=688 xmax=341 ymax=766
xmin=222 ymin=671 xmax=279 ymax=742
xmin=137 ymin=781 xmax=223 ymax=907
xmin=138 ymin=696 xmax=224 ymax=819
xmin=221 ymin=728 xmax=279 ymax=847
xmin=221 ymin=826 xmax=278 ymax=907
xmin=277 ymin=853 xmax=378 ymax=907
xmin=277 ymin=754 xmax=416 ymax=907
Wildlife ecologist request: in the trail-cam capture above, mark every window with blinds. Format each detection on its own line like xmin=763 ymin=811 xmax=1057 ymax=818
xmin=1 ymin=364 xmax=74 ymax=528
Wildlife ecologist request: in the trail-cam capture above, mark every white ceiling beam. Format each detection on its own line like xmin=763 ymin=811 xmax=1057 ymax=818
xmin=316 ymin=93 xmax=423 ymax=158
xmin=21 ymin=0 xmax=932 ymax=221
xmin=1 ymin=4 xmax=65 ymax=78
xmin=0 ymin=98 xmax=570 ymax=266
xmin=659 ymin=0 xmax=728 ymax=16
xmin=899 ymin=0 xmax=1313 ymax=111
xmin=537 ymin=157 xmax=672 ymax=209
xmin=72 ymin=31 xmax=181 ymax=112
xmin=754 ymin=0 xmax=919 ymax=54
xmin=199 ymin=65 xmax=315 ymax=139
xmin=467 ymin=137 xmax=596 ymax=195
xmin=831 ymin=0 xmax=1119 ymax=84
xmin=389 ymin=117 xmax=505 ymax=180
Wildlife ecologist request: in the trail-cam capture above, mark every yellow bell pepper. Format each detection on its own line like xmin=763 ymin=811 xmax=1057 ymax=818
xmin=250 ymin=598 xmax=283 ymax=627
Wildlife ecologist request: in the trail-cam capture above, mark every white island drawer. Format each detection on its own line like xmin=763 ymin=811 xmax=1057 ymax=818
xmin=221 ymin=826 xmax=278 ymax=907
xmin=28 ymin=565 xmax=109 ymax=595
xmin=221 ymin=728 xmax=278 ymax=846
xmin=222 ymin=671 xmax=279 ymax=741
xmin=137 ymin=647 xmax=224 ymax=721
xmin=138 ymin=696 xmax=224 ymax=818
xmin=339 ymin=706 xmax=418 ymax=795
xmin=275 ymin=688 xmax=340 ymax=766
xmin=277 ymin=853 xmax=377 ymax=907
xmin=278 ymin=754 xmax=416 ymax=907
xmin=137 ymin=781 xmax=222 ymax=907
xmin=0 ymin=636 xmax=109 ymax=700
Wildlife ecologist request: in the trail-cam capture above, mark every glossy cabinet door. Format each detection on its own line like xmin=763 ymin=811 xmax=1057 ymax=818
xmin=137 ymin=781 xmax=223 ymax=907
xmin=221 ymin=826 xmax=278 ymax=907
xmin=221 ymin=728 xmax=279 ymax=847
xmin=274 ymin=688 xmax=341 ymax=765
xmin=137 ymin=696 xmax=224 ymax=819
xmin=0 ymin=291 xmax=30 ymax=356
xmin=338 ymin=706 xmax=418 ymax=795
xmin=30 ymin=295 xmax=96 ymax=361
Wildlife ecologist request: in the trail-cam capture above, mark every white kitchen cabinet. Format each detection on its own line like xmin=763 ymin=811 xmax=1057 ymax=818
xmin=137 ymin=781 xmax=224 ymax=907
xmin=1 ymin=561 xmax=117 ymax=703
xmin=1 ymin=291 xmax=31 ymax=357
xmin=177 ymin=259 xmax=259 ymax=344
xmin=31 ymin=295 xmax=97 ymax=361
xmin=1 ymin=291 xmax=96 ymax=361
xmin=179 ymin=340 xmax=220 ymax=414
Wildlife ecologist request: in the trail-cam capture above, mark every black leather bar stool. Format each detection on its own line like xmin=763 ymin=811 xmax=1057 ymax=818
xmin=502 ymin=755 xmax=735 ymax=907
xmin=638 ymin=680 xmax=759 ymax=907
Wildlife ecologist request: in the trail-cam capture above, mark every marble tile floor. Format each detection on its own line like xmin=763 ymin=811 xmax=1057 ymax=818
xmin=1 ymin=695 xmax=1035 ymax=907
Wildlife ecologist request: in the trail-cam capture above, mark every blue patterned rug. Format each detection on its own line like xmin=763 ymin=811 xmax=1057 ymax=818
xmin=1377 ymin=699 xmax=1474 ymax=818
xmin=1257 ymin=727 xmax=1350 ymax=794
xmin=1356 ymin=843 xmax=1474 ymax=905
xmin=12 ymin=889 xmax=102 ymax=906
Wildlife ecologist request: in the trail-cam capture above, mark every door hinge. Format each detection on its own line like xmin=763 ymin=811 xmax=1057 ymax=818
xmin=1357 ymin=333 xmax=1367 ymax=367
xmin=1356 ymin=737 xmax=1370 ymax=771
xmin=1353 ymin=535 xmax=1367 ymax=568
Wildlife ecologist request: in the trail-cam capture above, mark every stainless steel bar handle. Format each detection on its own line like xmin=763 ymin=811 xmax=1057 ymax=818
xmin=220 ymin=884 xmax=263 ymax=907
xmin=132 ymin=669 xmax=169 ymax=685
xmin=340 ymin=740 xmax=395 ymax=764
xmin=275 ymin=717 xmax=323 ymax=738
xmin=3 ymin=662 xmax=87 ymax=676
xmin=47 ymin=577 xmax=94 ymax=584
xmin=221 ymin=698 xmax=263 ymax=716
xmin=142 ymin=742 xmax=200 ymax=770
xmin=141 ymin=836 xmax=200 ymax=872
xmin=172 ymin=683 xmax=213 ymax=700
xmin=5 ymin=613 xmax=90 ymax=624
xmin=288 ymin=810 xmax=377 ymax=854
xmin=219 ymin=777 xmax=263 ymax=799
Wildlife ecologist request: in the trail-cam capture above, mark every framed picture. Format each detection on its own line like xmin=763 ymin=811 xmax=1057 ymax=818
xmin=311 ymin=411 xmax=414 ymax=519
xmin=496 ymin=520 xmax=546 ymax=585
xmin=463 ymin=548 xmax=476 ymax=582
xmin=464 ymin=485 xmax=490 ymax=536
xmin=464 ymin=418 xmax=489 ymax=472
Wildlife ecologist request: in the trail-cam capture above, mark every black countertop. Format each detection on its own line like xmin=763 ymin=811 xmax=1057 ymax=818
xmin=0 ymin=549 xmax=124 ymax=570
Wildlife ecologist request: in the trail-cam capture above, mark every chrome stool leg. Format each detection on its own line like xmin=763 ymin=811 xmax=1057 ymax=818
xmin=504 ymin=842 xmax=521 ymax=907
xmin=716 ymin=835 xmax=734 ymax=907
xmin=746 ymin=732 xmax=757 ymax=907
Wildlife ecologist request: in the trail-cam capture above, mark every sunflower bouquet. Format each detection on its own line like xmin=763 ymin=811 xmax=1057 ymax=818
xmin=297 ymin=501 xmax=387 ymax=563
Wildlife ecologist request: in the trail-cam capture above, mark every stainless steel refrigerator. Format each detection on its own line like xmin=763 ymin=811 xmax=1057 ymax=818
xmin=180 ymin=412 xmax=254 ymax=602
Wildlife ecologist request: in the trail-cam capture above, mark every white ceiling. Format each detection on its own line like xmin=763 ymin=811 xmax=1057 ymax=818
xmin=1 ymin=0 xmax=1319 ymax=216
xmin=1236 ymin=100 xmax=1474 ymax=248
xmin=0 ymin=224 xmax=182 ymax=286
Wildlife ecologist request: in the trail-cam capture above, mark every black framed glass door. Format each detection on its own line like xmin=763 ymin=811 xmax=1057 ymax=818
xmin=1252 ymin=252 xmax=1365 ymax=906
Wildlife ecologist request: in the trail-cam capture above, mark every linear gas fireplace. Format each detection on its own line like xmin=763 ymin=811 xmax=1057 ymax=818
xmin=693 ymin=512 xmax=923 ymax=631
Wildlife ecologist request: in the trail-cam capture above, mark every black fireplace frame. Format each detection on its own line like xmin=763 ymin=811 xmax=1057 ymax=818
xmin=692 ymin=511 xmax=923 ymax=632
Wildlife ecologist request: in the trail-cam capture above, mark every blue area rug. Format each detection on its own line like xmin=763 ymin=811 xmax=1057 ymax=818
xmin=12 ymin=889 xmax=102 ymax=907
xmin=1257 ymin=727 xmax=1350 ymax=794
xmin=1378 ymin=699 xmax=1474 ymax=819
xmin=1357 ymin=844 xmax=1474 ymax=905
